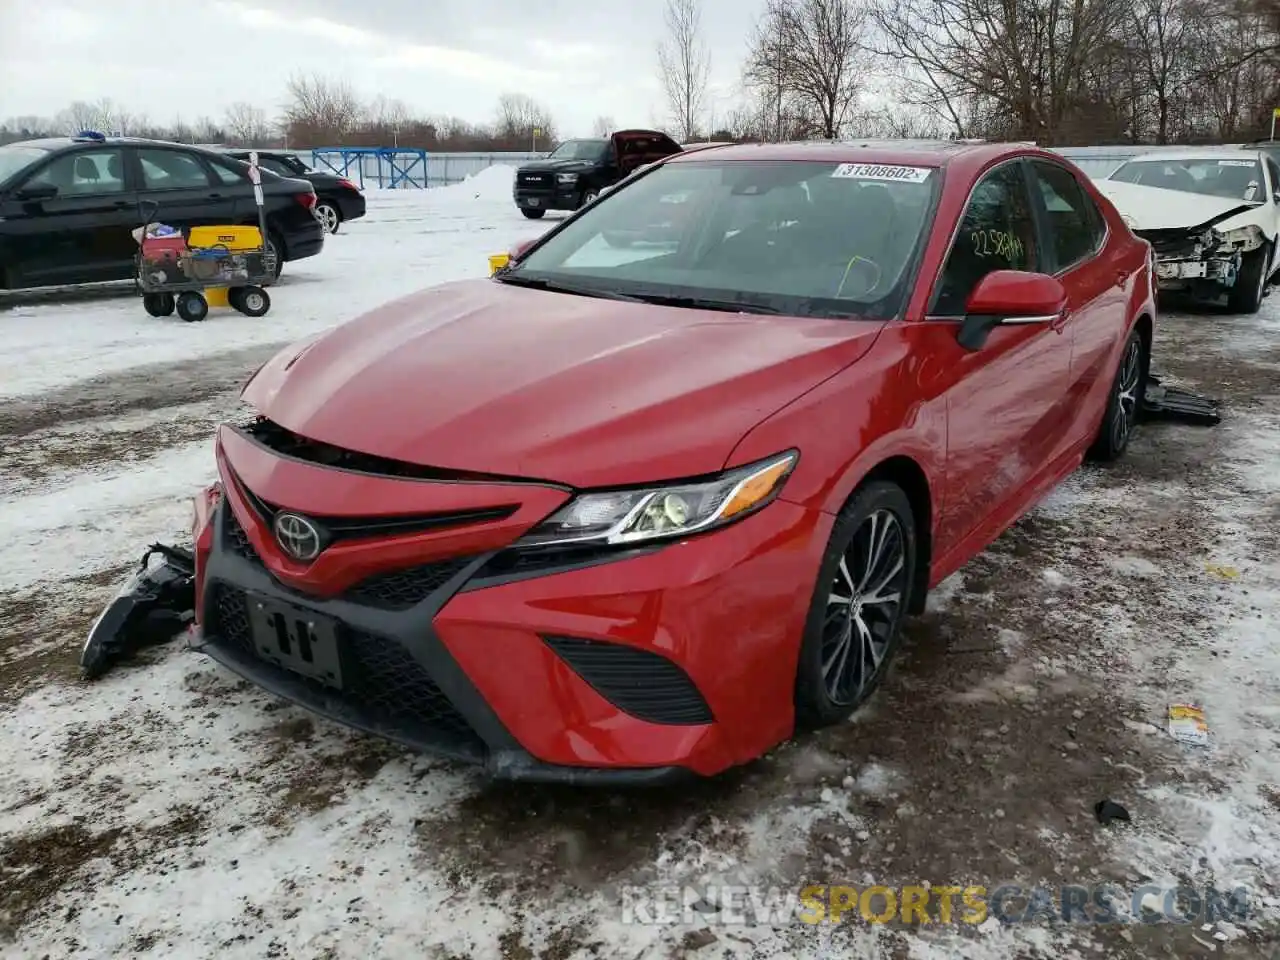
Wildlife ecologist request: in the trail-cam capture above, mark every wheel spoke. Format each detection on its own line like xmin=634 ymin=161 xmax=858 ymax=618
xmin=837 ymin=557 xmax=856 ymax=595
xmin=822 ymin=507 xmax=908 ymax=707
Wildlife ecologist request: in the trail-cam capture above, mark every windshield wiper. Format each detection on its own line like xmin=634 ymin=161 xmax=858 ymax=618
xmin=493 ymin=273 xmax=645 ymax=302
xmin=623 ymin=292 xmax=783 ymax=315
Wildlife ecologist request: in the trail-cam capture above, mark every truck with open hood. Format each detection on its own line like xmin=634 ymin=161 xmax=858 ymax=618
xmin=511 ymin=129 xmax=683 ymax=219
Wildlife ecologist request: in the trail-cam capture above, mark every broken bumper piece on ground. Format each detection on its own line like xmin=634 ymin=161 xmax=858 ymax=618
xmin=1141 ymin=372 xmax=1222 ymax=426
xmin=80 ymin=543 xmax=196 ymax=679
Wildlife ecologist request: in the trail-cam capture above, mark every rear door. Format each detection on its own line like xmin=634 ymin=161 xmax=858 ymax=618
xmin=1 ymin=145 xmax=138 ymax=285
xmin=924 ymin=158 xmax=1074 ymax=551
xmin=1025 ymin=157 xmax=1124 ymax=460
xmin=129 ymin=145 xmax=233 ymax=232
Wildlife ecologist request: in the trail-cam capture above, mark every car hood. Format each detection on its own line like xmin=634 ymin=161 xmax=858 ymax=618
xmin=1094 ymin=179 xmax=1262 ymax=233
xmin=242 ymin=279 xmax=883 ymax=488
xmin=518 ymin=159 xmax=599 ymax=174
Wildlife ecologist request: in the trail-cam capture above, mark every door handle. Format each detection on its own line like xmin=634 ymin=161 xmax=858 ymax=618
xmin=207 ymin=193 xmax=223 ymax=200
xmin=112 ymin=200 xmax=131 ymax=208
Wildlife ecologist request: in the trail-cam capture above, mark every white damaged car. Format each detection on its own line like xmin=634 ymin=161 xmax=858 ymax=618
xmin=1094 ymin=147 xmax=1280 ymax=313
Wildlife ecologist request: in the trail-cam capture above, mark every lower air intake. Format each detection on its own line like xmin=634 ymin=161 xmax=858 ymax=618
xmin=542 ymin=635 xmax=714 ymax=725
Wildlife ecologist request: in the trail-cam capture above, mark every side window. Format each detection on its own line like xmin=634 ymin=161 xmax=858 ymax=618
xmin=137 ymin=149 xmax=212 ymax=191
xmin=930 ymin=162 xmax=1037 ymax=316
xmin=207 ymin=157 xmax=248 ymax=185
xmin=1031 ymin=161 xmax=1104 ymax=270
xmin=1267 ymin=157 xmax=1280 ymax=198
xmin=258 ymin=157 xmax=293 ymax=177
xmin=23 ymin=149 xmax=126 ymax=196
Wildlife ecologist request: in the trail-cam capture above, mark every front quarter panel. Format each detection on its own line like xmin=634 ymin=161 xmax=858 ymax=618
xmin=725 ymin=324 xmax=945 ymax=519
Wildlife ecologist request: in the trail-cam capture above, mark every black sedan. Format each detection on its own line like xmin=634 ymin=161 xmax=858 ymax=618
xmin=224 ymin=150 xmax=367 ymax=234
xmin=0 ymin=134 xmax=325 ymax=291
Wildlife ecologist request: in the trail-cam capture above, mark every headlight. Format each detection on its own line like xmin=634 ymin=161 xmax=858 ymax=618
xmin=516 ymin=451 xmax=797 ymax=548
xmin=1219 ymin=225 xmax=1264 ymax=247
xmin=556 ymin=172 xmax=579 ymax=184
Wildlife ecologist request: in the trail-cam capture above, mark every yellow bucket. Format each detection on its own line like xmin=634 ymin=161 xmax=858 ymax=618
xmin=488 ymin=253 xmax=510 ymax=276
xmin=206 ymin=287 xmax=230 ymax=308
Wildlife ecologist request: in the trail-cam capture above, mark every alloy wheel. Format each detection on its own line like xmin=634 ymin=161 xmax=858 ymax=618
xmin=1110 ymin=337 xmax=1142 ymax=450
xmin=821 ymin=509 xmax=908 ymax=706
xmin=316 ymin=204 xmax=340 ymax=233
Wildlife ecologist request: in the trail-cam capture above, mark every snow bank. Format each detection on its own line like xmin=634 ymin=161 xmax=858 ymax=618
xmin=432 ymin=164 xmax=516 ymax=202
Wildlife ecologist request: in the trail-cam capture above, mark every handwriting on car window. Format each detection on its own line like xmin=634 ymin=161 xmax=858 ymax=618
xmin=970 ymin=229 xmax=1024 ymax=261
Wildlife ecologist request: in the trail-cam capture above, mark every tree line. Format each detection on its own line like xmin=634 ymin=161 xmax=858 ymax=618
xmin=660 ymin=0 xmax=1279 ymax=145
xmin=3 ymin=0 xmax=1278 ymax=151
xmin=0 ymin=83 xmax=564 ymax=152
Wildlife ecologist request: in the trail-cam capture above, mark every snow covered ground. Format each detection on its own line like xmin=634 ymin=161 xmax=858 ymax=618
xmin=1 ymin=165 xmax=1278 ymax=959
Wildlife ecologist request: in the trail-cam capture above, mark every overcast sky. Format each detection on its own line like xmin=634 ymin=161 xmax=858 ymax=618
xmin=0 ymin=0 xmax=766 ymax=137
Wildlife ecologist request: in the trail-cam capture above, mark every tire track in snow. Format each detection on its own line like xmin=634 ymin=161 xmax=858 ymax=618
xmin=0 ymin=342 xmax=283 ymax=439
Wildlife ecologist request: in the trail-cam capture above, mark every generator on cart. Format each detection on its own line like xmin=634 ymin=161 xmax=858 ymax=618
xmin=132 ymin=151 xmax=277 ymax=322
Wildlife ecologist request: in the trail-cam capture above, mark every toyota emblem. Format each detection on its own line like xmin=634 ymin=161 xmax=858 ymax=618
xmin=273 ymin=512 xmax=322 ymax=562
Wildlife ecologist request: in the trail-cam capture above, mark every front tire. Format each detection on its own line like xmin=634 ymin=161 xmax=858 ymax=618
xmin=795 ymin=481 xmax=917 ymax=728
xmin=1227 ymin=241 xmax=1272 ymax=314
xmin=1088 ymin=325 xmax=1147 ymax=462
xmin=143 ymin=292 xmax=175 ymax=317
xmin=521 ymin=207 xmax=545 ymax=219
xmin=175 ymin=291 xmax=208 ymax=323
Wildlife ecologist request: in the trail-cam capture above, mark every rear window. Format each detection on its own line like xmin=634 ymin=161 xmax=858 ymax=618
xmin=0 ymin=146 xmax=48 ymax=185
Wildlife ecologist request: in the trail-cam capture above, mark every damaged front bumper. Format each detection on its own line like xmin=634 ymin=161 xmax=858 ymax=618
xmin=1135 ymin=218 xmax=1265 ymax=296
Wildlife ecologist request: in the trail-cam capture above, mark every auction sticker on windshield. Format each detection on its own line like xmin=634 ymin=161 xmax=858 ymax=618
xmin=831 ymin=163 xmax=932 ymax=183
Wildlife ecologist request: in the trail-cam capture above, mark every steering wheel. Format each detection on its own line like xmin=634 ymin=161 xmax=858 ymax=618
xmin=835 ymin=255 xmax=883 ymax=299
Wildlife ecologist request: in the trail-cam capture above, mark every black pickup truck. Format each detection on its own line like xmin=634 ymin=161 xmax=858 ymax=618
xmin=512 ymin=129 xmax=683 ymax=218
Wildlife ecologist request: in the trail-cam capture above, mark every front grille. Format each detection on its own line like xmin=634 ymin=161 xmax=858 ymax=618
xmin=224 ymin=508 xmax=264 ymax=566
xmin=543 ymin=635 xmax=714 ymax=725
xmin=344 ymin=558 xmax=474 ymax=610
xmin=210 ymin=585 xmax=485 ymax=754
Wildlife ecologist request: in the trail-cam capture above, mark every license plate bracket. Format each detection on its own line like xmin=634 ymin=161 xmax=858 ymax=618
xmin=245 ymin=593 xmax=343 ymax=690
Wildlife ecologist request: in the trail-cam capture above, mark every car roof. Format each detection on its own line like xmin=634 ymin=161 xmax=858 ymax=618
xmin=1123 ymin=146 xmax=1268 ymax=162
xmin=5 ymin=135 xmax=234 ymax=157
xmin=663 ymin=138 xmax=1043 ymax=170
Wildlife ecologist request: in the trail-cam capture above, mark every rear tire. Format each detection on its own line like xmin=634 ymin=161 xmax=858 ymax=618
xmin=1227 ymin=241 xmax=1271 ymax=314
xmin=175 ymin=292 xmax=208 ymax=323
xmin=315 ymin=202 xmax=341 ymax=234
xmin=263 ymin=232 xmax=284 ymax=286
xmin=794 ymin=481 xmax=917 ymax=728
xmin=521 ymin=208 xmax=545 ymax=219
xmin=233 ymin=285 xmax=270 ymax=317
xmin=1088 ymin=325 xmax=1147 ymax=462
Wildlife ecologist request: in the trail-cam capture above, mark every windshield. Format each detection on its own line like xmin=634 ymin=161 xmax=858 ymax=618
xmin=1110 ymin=157 xmax=1265 ymax=202
xmin=505 ymin=159 xmax=942 ymax=319
xmin=550 ymin=139 xmax=607 ymax=161
xmin=0 ymin=146 xmax=48 ymax=185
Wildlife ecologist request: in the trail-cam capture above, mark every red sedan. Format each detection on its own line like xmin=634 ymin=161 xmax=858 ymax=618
xmin=189 ymin=140 xmax=1154 ymax=783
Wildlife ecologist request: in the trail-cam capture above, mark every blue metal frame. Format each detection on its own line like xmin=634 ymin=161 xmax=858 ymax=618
xmin=309 ymin=147 xmax=429 ymax=189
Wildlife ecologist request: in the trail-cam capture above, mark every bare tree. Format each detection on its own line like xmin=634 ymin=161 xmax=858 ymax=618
xmin=224 ymin=101 xmax=271 ymax=146
xmin=283 ymin=73 xmax=362 ymax=144
xmin=592 ymin=115 xmax=616 ymax=137
xmin=494 ymin=93 xmax=557 ymax=145
xmin=782 ymin=0 xmax=870 ymax=138
xmin=657 ymin=0 xmax=712 ymax=140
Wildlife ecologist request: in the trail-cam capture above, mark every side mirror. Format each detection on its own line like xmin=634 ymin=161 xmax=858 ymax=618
xmin=15 ymin=183 xmax=58 ymax=202
xmin=957 ymin=270 xmax=1067 ymax=352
